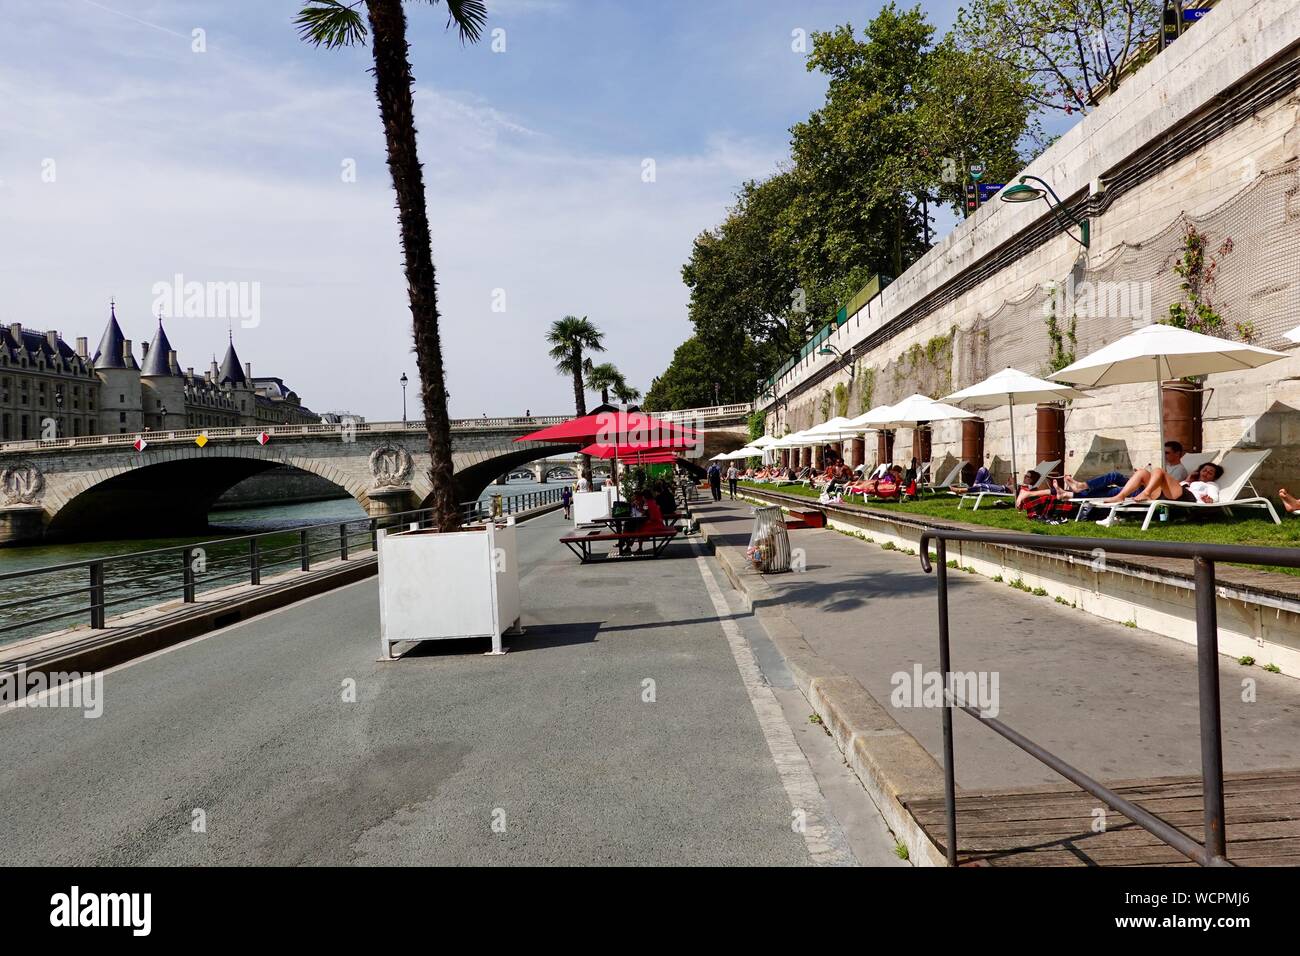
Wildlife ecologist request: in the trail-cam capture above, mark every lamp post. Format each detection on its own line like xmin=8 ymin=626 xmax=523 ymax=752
xmin=160 ymin=404 xmax=168 ymax=432
xmin=1000 ymin=175 xmax=1090 ymax=249
xmin=54 ymin=387 xmax=64 ymax=438
xmin=400 ymin=372 xmax=408 ymax=424
xmin=817 ymin=343 xmax=855 ymax=379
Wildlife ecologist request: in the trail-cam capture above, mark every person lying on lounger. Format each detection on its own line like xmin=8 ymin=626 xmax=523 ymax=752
xmin=848 ymin=465 xmax=904 ymax=499
xmin=1015 ymin=471 xmax=1046 ymax=509
xmin=1102 ymin=462 xmax=1223 ymax=506
xmin=1280 ymin=488 xmax=1300 ymax=514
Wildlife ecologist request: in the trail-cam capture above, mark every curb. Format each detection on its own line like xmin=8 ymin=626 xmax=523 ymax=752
xmin=697 ymin=506 xmax=950 ymax=867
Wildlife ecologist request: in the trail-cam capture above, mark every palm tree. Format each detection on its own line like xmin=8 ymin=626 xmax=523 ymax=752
xmin=547 ymin=316 xmax=605 ymax=417
xmin=611 ymin=378 xmax=641 ymax=405
xmin=583 ymin=361 xmax=621 ymax=406
xmin=296 ymin=0 xmax=486 ymax=532
xmin=547 ymin=315 xmax=604 ymax=478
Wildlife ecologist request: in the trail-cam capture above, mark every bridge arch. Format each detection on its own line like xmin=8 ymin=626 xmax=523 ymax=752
xmin=42 ymin=446 xmax=370 ymax=541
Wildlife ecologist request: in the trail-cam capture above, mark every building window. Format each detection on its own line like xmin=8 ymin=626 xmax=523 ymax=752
xmin=119 ymin=411 xmax=126 ymax=424
xmin=20 ymin=415 xmax=29 ymax=439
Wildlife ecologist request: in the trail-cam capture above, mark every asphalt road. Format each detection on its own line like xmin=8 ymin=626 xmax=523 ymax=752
xmin=0 ymin=510 xmax=899 ymax=866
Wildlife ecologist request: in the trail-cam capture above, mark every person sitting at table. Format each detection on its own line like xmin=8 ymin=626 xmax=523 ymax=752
xmin=652 ymin=480 xmax=677 ymax=520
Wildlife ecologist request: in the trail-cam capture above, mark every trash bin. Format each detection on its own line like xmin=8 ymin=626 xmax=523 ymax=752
xmin=747 ymin=505 xmax=792 ymax=573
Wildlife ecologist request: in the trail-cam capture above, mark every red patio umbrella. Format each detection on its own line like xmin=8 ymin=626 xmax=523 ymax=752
xmin=579 ymin=444 xmax=678 ymax=464
xmin=517 ymin=410 xmax=698 ymax=500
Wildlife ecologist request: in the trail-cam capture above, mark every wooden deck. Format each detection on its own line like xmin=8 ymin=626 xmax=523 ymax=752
xmin=903 ymin=770 xmax=1300 ymax=866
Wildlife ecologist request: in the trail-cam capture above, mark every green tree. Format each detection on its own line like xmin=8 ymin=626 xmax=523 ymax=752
xmin=956 ymin=0 xmax=1160 ymax=116
xmin=295 ymin=0 xmax=487 ymax=532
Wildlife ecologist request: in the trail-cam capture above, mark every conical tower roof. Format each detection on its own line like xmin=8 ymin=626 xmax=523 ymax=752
xmin=92 ymin=301 xmax=129 ymax=369
xmin=141 ymin=317 xmax=180 ymax=376
xmin=218 ymin=335 xmax=248 ymax=386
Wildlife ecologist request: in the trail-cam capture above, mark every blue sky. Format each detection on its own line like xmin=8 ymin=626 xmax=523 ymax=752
xmin=1 ymin=0 xmax=991 ymax=419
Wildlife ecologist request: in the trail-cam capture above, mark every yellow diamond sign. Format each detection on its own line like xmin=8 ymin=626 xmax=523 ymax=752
xmin=195 ymin=434 xmax=208 ymax=448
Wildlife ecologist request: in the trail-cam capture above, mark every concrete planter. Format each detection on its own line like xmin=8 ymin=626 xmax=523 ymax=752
xmin=376 ymin=518 xmax=521 ymax=658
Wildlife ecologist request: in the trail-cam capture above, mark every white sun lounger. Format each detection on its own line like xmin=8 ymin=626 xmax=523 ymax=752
xmin=925 ymin=459 xmax=967 ymax=494
xmin=958 ymin=460 xmax=1059 ymax=511
xmin=1100 ymin=449 xmax=1280 ymax=530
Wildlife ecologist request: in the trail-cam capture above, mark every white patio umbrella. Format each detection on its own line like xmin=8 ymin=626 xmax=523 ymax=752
xmin=748 ymin=435 xmax=779 ymax=448
xmin=709 ymin=452 xmax=730 ymax=461
xmin=1051 ymin=324 xmax=1286 ymax=466
xmin=1285 ymin=325 xmax=1300 ymax=344
xmin=944 ymin=367 xmax=1083 ymax=480
xmin=845 ymin=403 xmax=897 ymax=429
xmin=874 ymin=394 xmax=975 ymax=472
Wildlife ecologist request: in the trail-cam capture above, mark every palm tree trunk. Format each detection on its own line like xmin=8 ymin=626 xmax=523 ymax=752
xmin=366 ymin=0 xmax=459 ymax=530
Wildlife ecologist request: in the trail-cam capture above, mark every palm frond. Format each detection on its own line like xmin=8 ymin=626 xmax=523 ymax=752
xmin=295 ymin=0 xmax=368 ymax=49
xmin=436 ymin=0 xmax=489 ymax=44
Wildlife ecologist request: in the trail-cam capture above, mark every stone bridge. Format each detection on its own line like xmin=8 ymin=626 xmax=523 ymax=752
xmin=0 ymin=407 xmax=752 ymax=544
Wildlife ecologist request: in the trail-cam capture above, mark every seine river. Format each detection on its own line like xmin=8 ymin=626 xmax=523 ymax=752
xmin=0 ymin=478 xmax=559 ymax=645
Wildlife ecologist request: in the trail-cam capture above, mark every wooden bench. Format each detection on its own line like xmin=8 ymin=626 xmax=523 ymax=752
xmin=559 ymin=528 xmax=680 ymax=563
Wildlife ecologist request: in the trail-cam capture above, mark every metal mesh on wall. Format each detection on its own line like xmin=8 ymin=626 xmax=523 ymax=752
xmin=959 ymin=162 xmax=1300 ymax=389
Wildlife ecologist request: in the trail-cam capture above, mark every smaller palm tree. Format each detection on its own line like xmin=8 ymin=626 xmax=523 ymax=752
xmin=584 ymin=361 xmax=625 ymax=406
xmin=611 ymin=378 xmax=641 ymax=406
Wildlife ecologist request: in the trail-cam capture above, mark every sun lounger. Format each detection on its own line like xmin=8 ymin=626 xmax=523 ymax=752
xmin=925 ymin=459 xmax=967 ymax=494
xmin=1100 ymin=449 xmax=1280 ymax=530
xmin=958 ymin=460 xmax=1059 ymax=511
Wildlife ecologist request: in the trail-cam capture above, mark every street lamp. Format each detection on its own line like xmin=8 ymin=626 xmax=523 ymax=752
xmin=400 ymin=372 xmax=408 ymax=423
xmin=54 ymin=387 xmax=64 ymax=437
xmin=1000 ymin=174 xmax=1090 ymax=249
xmin=818 ymin=343 xmax=855 ymax=379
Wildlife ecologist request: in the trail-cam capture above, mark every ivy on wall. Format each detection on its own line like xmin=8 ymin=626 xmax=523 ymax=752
xmin=857 ymin=365 xmax=875 ymax=413
xmin=833 ymin=382 xmax=849 ymax=418
xmin=1044 ymin=289 xmax=1077 ymax=374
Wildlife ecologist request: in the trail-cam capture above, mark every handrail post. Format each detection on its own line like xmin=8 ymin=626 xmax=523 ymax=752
xmin=300 ymin=529 xmax=310 ymax=571
xmin=250 ymin=538 xmax=261 ymax=585
xmin=339 ymin=524 xmax=349 ymax=561
xmin=89 ymin=561 xmax=105 ymax=629
xmin=182 ymin=547 xmax=196 ymax=602
xmin=370 ymin=517 xmax=378 ymax=552
xmin=1194 ymin=555 xmax=1229 ymax=863
xmin=934 ymin=537 xmax=958 ymax=865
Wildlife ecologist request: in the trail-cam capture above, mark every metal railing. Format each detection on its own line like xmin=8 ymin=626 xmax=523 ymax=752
xmin=916 ymin=527 xmax=1300 ymax=867
xmin=0 ymin=488 xmax=565 ymax=640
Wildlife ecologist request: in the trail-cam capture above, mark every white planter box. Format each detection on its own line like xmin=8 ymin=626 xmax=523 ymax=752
xmin=377 ymin=517 xmax=521 ymax=658
xmin=573 ymin=490 xmax=612 ymax=526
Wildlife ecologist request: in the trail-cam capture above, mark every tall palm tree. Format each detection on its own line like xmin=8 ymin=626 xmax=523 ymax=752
xmin=546 ymin=316 xmax=605 ymax=418
xmin=296 ymin=0 xmax=486 ymax=532
xmin=547 ymin=315 xmax=604 ymax=478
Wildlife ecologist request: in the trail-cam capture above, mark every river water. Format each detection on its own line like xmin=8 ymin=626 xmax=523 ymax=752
xmin=0 ymin=478 xmax=558 ymax=646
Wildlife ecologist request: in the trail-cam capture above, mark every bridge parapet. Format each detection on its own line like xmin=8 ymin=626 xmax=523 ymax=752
xmin=0 ymin=417 xmax=571 ymax=456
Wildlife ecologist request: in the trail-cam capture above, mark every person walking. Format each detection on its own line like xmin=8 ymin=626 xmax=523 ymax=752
xmin=561 ymin=483 xmax=572 ymax=520
xmin=707 ymin=461 xmax=722 ymax=502
xmin=726 ymin=462 xmax=739 ymax=499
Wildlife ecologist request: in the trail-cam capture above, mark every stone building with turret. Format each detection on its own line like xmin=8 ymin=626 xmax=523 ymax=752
xmin=0 ymin=303 xmax=318 ymax=441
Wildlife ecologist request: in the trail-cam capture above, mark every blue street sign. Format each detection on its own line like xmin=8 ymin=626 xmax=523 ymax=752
xmin=978 ymin=183 xmax=1005 ymax=202
xmin=1183 ymin=8 xmax=1212 ymax=22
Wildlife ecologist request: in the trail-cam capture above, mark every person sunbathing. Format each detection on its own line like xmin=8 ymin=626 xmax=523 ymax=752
xmin=1014 ymin=471 xmax=1047 ymax=509
xmin=1279 ymin=488 xmax=1300 ymax=513
xmin=849 ymin=465 xmax=904 ymax=498
xmin=1119 ymin=462 xmax=1224 ymax=505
